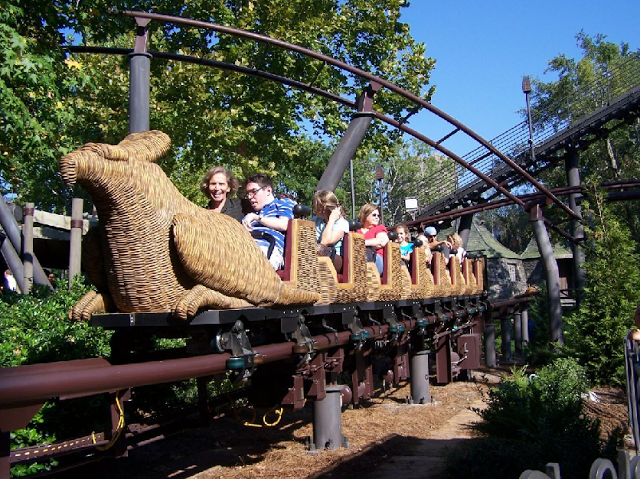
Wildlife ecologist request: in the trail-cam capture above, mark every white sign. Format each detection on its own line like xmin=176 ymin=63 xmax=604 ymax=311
xmin=405 ymin=197 xmax=418 ymax=211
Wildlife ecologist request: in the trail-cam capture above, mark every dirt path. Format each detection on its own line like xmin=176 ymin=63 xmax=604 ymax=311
xmin=368 ymin=397 xmax=487 ymax=479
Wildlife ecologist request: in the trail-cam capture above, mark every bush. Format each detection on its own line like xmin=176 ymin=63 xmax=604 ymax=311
xmin=0 ymin=279 xmax=113 ymax=477
xmin=0 ymin=279 xmax=111 ymax=367
xmin=445 ymin=358 xmax=603 ymax=479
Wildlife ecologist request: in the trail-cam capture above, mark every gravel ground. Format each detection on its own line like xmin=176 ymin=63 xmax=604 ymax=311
xmin=56 ymin=370 xmax=630 ymax=479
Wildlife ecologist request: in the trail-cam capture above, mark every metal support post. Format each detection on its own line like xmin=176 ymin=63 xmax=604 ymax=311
xmin=0 ymin=197 xmax=50 ymax=289
xmin=530 ymin=204 xmax=563 ymax=346
xmin=514 ymin=311 xmax=522 ymax=355
xmin=21 ymin=203 xmax=34 ymax=294
xmin=457 ymin=213 xmax=474 ymax=250
xmin=484 ymin=314 xmax=496 ymax=367
xmin=521 ymin=309 xmax=530 ymax=345
xmin=316 ymin=82 xmax=381 ymax=192
xmin=312 ymin=385 xmax=345 ymax=451
xmin=435 ymin=335 xmax=452 ymax=384
xmin=410 ymin=350 xmax=431 ymax=404
xmin=69 ymin=198 xmax=83 ymax=286
xmin=501 ymin=316 xmax=512 ymax=362
xmin=565 ymin=148 xmax=585 ymax=301
xmin=129 ymin=17 xmax=151 ymax=134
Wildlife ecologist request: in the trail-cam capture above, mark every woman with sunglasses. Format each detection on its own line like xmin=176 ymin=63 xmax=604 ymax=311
xmin=356 ymin=203 xmax=389 ymax=275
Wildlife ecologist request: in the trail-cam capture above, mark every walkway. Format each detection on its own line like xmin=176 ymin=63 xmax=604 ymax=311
xmin=369 ymin=395 xmax=487 ymax=479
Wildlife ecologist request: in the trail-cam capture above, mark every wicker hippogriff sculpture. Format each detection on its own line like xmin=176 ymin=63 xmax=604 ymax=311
xmin=60 ymin=130 xmax=319 ymax=321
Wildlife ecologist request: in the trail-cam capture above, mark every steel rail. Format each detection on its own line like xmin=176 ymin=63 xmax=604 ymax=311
xmin=120 ymin=10 xmax=579 ymax=220
xmin=65 ymin=46 xmax=355 ymax=110
xmin=0 ymin=320 xmax=419 ymax=409
xmin=417 ymin=180 xmax=640 ymax=225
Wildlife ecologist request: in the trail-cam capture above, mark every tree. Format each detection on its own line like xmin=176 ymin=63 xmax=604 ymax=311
xmin=0 ymin=2 xmax=96 ymax=211
xmin=563 ymin=187 xmax=640 ymax=385
xmin=2 ymin=0 xmax=436 ymax=212
xmin=336 ymin=137 xmax=451 ymax=225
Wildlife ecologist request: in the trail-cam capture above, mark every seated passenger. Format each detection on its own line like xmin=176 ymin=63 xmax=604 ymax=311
xmin=423 ymin=225 xmax=451 ymax=265
xmin=447 ymin=232 xmax=467 ymax=265
xmin=200 ymin=166 xmax=244 ymax=222
xmin=356 ymin=203 xmax=389 ymax=275
xmin=394 ymin=223 xmax=413 ymax=268
xmin=312 ymin=190 xmax=350 ymax=274
xmin=241 ymin=173 xmax=295 ymax=270
xmin=416 ymin=227 xmax=434 ymax=266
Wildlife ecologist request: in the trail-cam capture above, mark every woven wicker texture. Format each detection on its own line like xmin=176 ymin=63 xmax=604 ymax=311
xmin=400 ymin=263 xmax=412 ymax=298
xmin=378 ymin=242 xmax=404 ymax=302
xmin=365 ymin=262 xmax=382 ymax=302
xmin=60 ymin=130 xmax=319 ymax=320
xmin=335 ymin=233 xmax=369 ymax=304
xmin=448 ymin=257 xmax=466 ymax=297
xmin=473 ymin=257 xmax=486 ymax=293
xmin=432 ymin=252 xmax=452 ymax=297
xmin=409 ymin=247 xmax=435 ymax=299
xmin=282 ymin=220 xmax=320 ymax=295
xmin=462 ymin=259 xmax=477 ymax=295
xmin=316 ymin=257 xmax=338 ymax=305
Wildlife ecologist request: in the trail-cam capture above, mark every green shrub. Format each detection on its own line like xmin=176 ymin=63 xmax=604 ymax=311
xmin=0 ymin=279 xmax=111 ymax=368
xmin=446 ymin=358 xmax=603 ymax=479
xmin=0 ymin=279 xmax=113 ymax=477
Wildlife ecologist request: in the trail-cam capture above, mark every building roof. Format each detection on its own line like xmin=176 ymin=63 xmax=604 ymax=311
xmin=520 ymin=237 xmax=574 ymax=260
xmin=429 ymin=220 xmax=521 ymax=259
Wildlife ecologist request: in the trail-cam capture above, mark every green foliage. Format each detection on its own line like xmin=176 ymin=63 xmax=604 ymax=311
xmin=530 ymin=32 xmax=640 ymax=246
xmin=3 ymin=0 xmax=436 ymax=213
xmin=446 ymin=358 xmax=602 ymax=479
xmin=0 ymin=279 xmax=113 ymax=477
xmin=0 ymin=279 xmax=111 ymax=367
xmin=339 ymin=137 xmax=447 ymax=224
xmin=563 ymin=190 xmax=640 ymax=386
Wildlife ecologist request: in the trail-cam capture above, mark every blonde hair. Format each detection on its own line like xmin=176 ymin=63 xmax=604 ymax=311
xmin=447 ymin=233 xmax=463 ymax=248
xmin=357 ymin=203 xmax=379 ymax=226
xmin=200 ymin=166 xmax=239 ymax=197
xmin=313 ymin=190 xmax=344 ymax=217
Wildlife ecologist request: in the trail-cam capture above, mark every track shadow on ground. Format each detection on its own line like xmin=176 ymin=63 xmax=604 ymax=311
xmin=307 ymin=433 xmax=471 ymax=479
xmin=53 ymin=406 xmax=315 ymax=479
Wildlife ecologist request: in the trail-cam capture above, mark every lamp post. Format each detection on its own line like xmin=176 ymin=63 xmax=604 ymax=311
xmin=522 ymin=76 xmax=536 ymax=164
xmin=375 ymin=165 xmax=385 ymax=224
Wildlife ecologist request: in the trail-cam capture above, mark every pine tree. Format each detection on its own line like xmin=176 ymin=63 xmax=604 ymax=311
xmin=564 ymin=188 xmax=640 ymax=385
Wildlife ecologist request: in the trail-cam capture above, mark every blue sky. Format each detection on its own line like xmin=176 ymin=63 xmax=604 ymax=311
xmin=399 ymin=1 xmax=640 ymax=156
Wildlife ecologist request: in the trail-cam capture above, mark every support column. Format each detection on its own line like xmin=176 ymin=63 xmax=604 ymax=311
xmin=312 ymin=385 xmax=345 ymax=450
xmin=316 ymin=82 xmax=381 ymax=192
xmin=410 ymin=350 xmax=431 ymax=404
xmin=484 ymin=313 xmax=496 ymax=367
xmin=21 ymin=203 xmax=34 ymax=294
xmin=0 ymin=197 xmax=50 ymax=289
xmin=521 ymin=309 xmax=530 ymax=345
xmin=514 ymin=311 xmax=522 ymax=355
xmin=69 ymin=198 xmax=83 ymax=286
xmin=530 ymin=205 xmax=563 ymax=346
xmin=501 ymin=315 xmax=512 ymax=362
xmin=457 ymin=213 xmax=474 ymax=250
xmin=565 ymin=148 xmax=585 ymax=301
xmin=129 ymin=17 xmax=151 ymax=134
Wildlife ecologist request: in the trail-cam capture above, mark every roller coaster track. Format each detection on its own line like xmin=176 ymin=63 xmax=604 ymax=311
xmin=418 ymin=54 xmax=640 ymax=219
